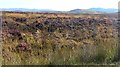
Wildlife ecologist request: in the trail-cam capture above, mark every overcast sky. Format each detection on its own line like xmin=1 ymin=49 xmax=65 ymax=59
xmin=0 ymin=0 xmax=119 ymax=11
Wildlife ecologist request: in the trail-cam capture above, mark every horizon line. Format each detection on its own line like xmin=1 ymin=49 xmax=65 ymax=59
xmin=0 ymin=7 xmax=118 ymax=11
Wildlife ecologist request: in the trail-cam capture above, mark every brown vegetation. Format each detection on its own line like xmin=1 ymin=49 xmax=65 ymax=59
xmin=2 ymin=11 xmax=119 ymax=65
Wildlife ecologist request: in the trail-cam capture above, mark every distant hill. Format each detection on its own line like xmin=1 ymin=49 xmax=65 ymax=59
xmin=0 ymin=8 xmax=118 ymax=14
xmin=89 ymin=8 xmax=118 ymax=13
xmin=0 ymin=8 xmax=58 ymax=12
xmin=68 ymin=9 xmax=103 ymax=14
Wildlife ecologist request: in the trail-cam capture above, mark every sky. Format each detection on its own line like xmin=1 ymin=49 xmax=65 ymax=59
xmin=0 ymin=0 xmax=119 ymax=11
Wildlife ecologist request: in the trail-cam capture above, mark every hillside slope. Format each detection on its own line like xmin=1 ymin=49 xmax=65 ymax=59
xmin=2 ymin=11 xmax=119 ymax=65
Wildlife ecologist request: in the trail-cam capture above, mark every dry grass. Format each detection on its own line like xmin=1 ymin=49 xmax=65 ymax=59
xmin=2 ymin=11 xmax=119 ymax=65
